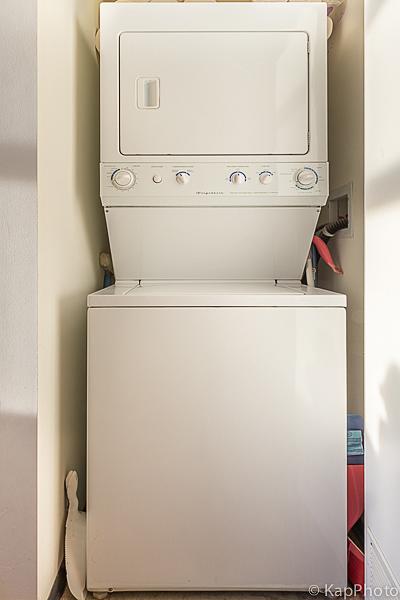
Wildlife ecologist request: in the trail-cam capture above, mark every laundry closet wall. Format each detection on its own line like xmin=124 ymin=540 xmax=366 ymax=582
xmin=318 ymin=0 xmax=364 ymax=416
xmin=365 ymin=0 xmax=400 ymax=586
xmin=0 ymin=2 xmax=37 ymax=599
xmin=37 ymin=1 xmax=107 ymax=598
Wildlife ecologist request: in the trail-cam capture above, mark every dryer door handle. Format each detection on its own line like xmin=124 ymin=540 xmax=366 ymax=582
xmin=137 ymin=77 xmax=160 ymax=109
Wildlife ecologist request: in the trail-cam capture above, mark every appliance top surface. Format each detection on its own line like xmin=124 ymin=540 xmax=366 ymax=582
xmin=88 ymin=281 xmax=346 ymax=308
xmin=100 ymin=1 xmax=327 ymax=22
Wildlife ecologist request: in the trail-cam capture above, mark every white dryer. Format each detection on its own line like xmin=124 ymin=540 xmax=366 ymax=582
xmin=98 ymin=1 xmax=329 ymax=282
xmin=88 ymin=2 xmax=347 ymax=594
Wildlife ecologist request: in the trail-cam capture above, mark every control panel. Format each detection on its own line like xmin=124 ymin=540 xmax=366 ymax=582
xmin=101 ymin=162 xmax=328 ymax=207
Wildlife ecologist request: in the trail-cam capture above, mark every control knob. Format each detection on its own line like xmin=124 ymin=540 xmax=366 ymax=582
xmin=295 ymin=168 xmax=318 ymax=189
xmin=176 ymin=171 xmax=191 ymax=185
xmin=259 ymin=171 xmax=274 ymax=185
xmin=230 ymin=171 xmax=246 ymax=185
xmin=111 ymin=169 xmax=135 ymax=190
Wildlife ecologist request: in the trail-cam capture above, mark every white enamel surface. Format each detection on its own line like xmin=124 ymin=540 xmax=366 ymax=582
xmin=100 ymin=162 xmax=328 ymax=206
xmin=105 ymin=206 xmax=320 ymax=281
xmin=100 ymin=2 xmax=327 ymax=164
xmin=120 ymin=31 xmax=308 ymax=157
xmin=87 ymin=305 xmax=347 ymax=591
xmin=88 ymin=282 xmax=347 ymax=308
xmin=100 ymin=3 xmax=328 ymax=283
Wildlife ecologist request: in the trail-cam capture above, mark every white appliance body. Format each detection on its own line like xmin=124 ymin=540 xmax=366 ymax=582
xmin=101 ymin=3 xmax=327 ymax=163
xmin=99 ymin=2 xmax=328 ymax=282
xmin=88 ymin=3 xmax=347 ymax=594
xmin=87 ymin=282 xmax=347 ymax=592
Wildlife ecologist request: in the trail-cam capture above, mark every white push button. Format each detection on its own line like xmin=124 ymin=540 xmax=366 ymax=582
xmin=153 ymin=175 xmax=162 ymax=184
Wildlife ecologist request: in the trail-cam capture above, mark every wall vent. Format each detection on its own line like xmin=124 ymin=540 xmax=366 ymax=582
xmin=328 ymin=182 xmax=353 ymax=238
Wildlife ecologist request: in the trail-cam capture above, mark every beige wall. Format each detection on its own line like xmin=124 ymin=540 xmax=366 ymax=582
xmin=0 ymin=2 xmax=37 ymax=599
xmin=319 ymin=0 xmax=364 ymax=415
xmin=37 ymin=1 xmax=107 ymax=598
xmin=365 ymin=0 xmax=400 ymax=584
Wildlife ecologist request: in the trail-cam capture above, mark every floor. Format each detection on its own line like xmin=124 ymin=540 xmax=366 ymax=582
xmin=61 ymin=591 xmax=316 ymax=600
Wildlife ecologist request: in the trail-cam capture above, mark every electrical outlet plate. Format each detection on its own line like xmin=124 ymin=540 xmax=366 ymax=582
xmin=328 ymin=181 xmax=353 ymax=238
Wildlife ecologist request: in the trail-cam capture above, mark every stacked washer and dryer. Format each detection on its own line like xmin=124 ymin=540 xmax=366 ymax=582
xmin=87 ymin=2 xmax=347 ymax=595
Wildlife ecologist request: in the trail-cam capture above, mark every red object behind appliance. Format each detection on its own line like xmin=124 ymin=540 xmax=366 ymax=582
xmin=312 ymin=235 xmax=343 ymax=274
xmin=348 ymin=538 xmax=364 ymax=590
xmin=347 ymin=464 xmax=364 ymax=532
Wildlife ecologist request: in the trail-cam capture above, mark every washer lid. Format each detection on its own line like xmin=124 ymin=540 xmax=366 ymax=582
xmin=88 ymin=281 xmax=346 ymax=308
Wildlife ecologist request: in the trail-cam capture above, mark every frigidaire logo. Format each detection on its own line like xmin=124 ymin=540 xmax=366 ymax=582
xmin=196 ymin=191 xmax=224 ymax=195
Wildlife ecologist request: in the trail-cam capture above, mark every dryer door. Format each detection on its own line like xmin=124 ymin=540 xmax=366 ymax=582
xmin=119 ymin=31 xmax=309 ymax=156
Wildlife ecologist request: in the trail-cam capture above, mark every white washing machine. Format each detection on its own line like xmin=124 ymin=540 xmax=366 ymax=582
xmin=87 ymin=281 xmax=347 ymax=592
xmin=88 ymin=2 xmax=347 ymax=593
